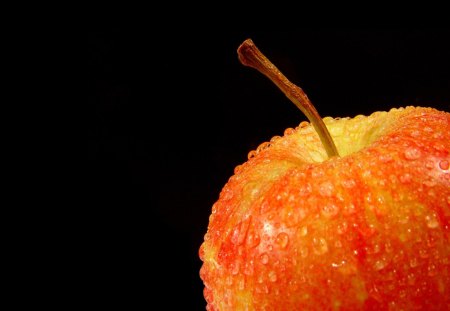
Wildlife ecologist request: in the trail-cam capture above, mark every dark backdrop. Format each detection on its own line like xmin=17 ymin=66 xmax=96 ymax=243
xmin=88 ymin=30 xmax=450 ymax=309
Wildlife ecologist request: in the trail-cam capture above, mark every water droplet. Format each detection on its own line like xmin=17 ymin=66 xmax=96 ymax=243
xmin=319 ymin=181 xmax=334 ymax=197
xmin=260 ymin=253 xmax=269 ymax=265
xmin=299 ymin=183 xmax=312 ymax=196
xmin=313 ymin=237 xmax=328 ymax=255
xmin=312 ymin=169 xmax=324 ymax=179
xmin=298 ymin=226 xmax=308 ymax=237
xmin=298 ymin=121 xmax=309 ymax=128
xmin=427 ymin=264 xmax=437 ymax=276
xmin=247 ymin=150 xmax=257 ymax=159
xmin=246 ymin=232 xmax=261 ymax=248
xmin=407 ymin=273 xmax=416 ymax=285
xmin=256 ymin=141 xmax=271 ymax=153
xmin=373 ymin=259 xmax=387 ymax=271
xmin=425 ymin=213 xmax=440 ymax=229
xmin=230 ymin=262 xmax=240 ymax=275
xmin=404 ymin=147 xmax=421 ymax=160
xmin=343 ymin=203 xmax=356 ymax=215
xmin=419 ymin=249 xmax=429 ymax=259
xmin=410 ymin=258 xmax=419 ymax=268
xmin=238 ymin=278 xmax=245 ymax=290
xmin=410 ymin=130 xmax=420 ymax=138
xmin=439 ymin=160 xmax=449 ymax=170
xmin=423 ymin=179 xmax=437 ymax=187
xmin=276 ymin=232 xmax=289 ymax=248
xmin=284 ymin=128 xmax=295 ymax=136
xmin=300 ymin=247 xmax=308 ymax=258
xmin=268 ymin=270 xmax=277 ymax=282
xmin=321 ymin=203 xmax=340 ymax=218
xmin=400 ymin=173 xmax=412 ymax=184
xmin=337 ymin=222 xmax=348 ymax=235
xmin=372 ymin=244 xmax=381 ymax=254
xmin=379 ymin=154 xmax=393 ymax=163
xmin=385 ymin=242 xmax=393 ymax=253
xmin=226 ymin=276 xmax=233 ymax=285
xmin=244 ymin=260 xmax=254 ymax=276
xmin=341 ymin=179 xmax=356 ymax=188
xmin=270 ymin=135 xmax=282 ymax=142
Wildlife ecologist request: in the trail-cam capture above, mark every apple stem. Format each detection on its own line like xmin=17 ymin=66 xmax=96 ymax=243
xmin=237 ymin=39 xmax=340 ymax=158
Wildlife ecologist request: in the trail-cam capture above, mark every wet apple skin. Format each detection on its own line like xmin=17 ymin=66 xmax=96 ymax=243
xmin=200 ymin=107 xmax=450 ymax=310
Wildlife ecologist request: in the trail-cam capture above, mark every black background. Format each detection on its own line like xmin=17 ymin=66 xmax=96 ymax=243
xmin=88 ymin=30 xmax=449 ymax=309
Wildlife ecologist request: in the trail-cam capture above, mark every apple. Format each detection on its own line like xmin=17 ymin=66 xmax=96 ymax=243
xmin=198 ymin=39 xmax=450 ymax=310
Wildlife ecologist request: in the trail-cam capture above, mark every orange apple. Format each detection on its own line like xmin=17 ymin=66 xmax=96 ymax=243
xmin=198 ymin=39 xmax=450 ymax=310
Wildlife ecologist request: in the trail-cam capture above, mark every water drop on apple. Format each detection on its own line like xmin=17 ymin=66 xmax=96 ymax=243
xmin=404 ymin=147 xmax=421 ymax=160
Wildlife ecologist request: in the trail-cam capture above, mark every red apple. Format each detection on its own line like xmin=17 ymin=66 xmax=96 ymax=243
xmin=199 ymin=39 xmax=450 ymax=310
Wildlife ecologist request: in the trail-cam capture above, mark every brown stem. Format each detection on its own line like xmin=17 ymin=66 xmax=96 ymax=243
xmin=237 ymin=38 xmax=339 ymax=158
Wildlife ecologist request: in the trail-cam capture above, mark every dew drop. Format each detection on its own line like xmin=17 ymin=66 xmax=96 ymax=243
xmin=407 ymin=273 xmax=416 ymax=285
xmin=426 ymin=161 xmax=434 ymax=169
xmin=427 ymin=264 xmax=437 ymax=276
xmin=244 ymin=260 xmax=254 ymax=276
xmin=247 ymin=150 xmax=257 ymax=159
xmin=226 ymin=276 xmax=233 ymax=286
xmin=298 ymin=226 xmax=308 ymax=237
xmin=246 ymin=232 xmax=261 ymax=248
xmin=404 ymin=147 xmax=421 ymax=160
xmin=257 ymin=275 xmax=264 ymax=284
xmin=337 ymin=222 xmax=348 ymax=235
xmin=276 ymin=232 xmax=289 ymax=249
xmin=284 ymin=128 xmax=295 ymax=136
xmin=238 ymin=278 xmax=245 ymax=290
xmin=313 ymin=237 xmax=329 ymax=255
xmin=319 ymin=181 xmax=334 ymax=197
xmin=322 ymin=203 xmax=340 ymax=218
xmin=312 ymin=169 xmax=324 ymax=179
xmin=298 ymin=121 xmax=309 ymax=128
xmin=260 ymin=253 xmax=269 ymax=265
xmin=439 ymin=160 xmax=449 ymax=170
xmin=384 ymin=242 xmax=393 ymax=253
xmin=372 ymin=244 xmax=381 ymax=254
xmin=425 ymin=213 xmax=440 ymax=229
xmin=299 ymin=183 xmax=312 ymax=196
xmin=256 ymin=141 xmax=271 ymax=153
xmin=410 ymin=130 xmax=420 ymax=138
xmin=419 ymin=249 xmax=429 ymax=259
xmin=423 ymin=179 xmax=436 ymax=187
xmin=400 ymin=173 xmax=412 ymax=184
xmin=270 ymin=135 xmax=282 ymax=142
xmin=379 ymin=154 xmax=393 ymax=163
xmin=266 ymin=270 xmax=277 ymax=283
xmin=230 ymin=262 xmax=240 ymax=275
xmin=341 ymin=179 xmax=356 ymax=188
xmin=300 ymin=247 xmax=309 ymax=258
xmin=373 ymin=259 xmax=387 ymax=271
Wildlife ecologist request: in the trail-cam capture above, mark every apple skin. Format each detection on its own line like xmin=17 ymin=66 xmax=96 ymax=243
xmin=199 ymin=106 xmax=450 ymax=310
